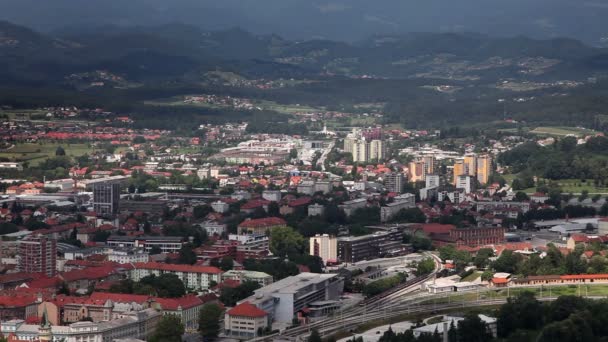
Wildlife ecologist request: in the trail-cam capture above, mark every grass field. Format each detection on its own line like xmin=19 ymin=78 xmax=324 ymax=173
xmin=503 ymin=175 xmax=608 ymax=194
xmin=0 ymin=143 xmax=93 ymax=166
xmin=529 ymin=126 xmax=598 ymax=137
xmin=145 ymin=96 xmax=322 ymax=115
xmin=461 ymin=272 xmax=482 ymax=282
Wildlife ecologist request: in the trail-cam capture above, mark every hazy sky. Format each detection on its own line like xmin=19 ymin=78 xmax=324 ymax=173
xmin=1 ymin=0 xmax=606 ymax=43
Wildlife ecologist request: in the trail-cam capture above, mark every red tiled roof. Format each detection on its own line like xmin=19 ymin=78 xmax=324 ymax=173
xmin=132 ymin=262 xmax=222 ymax=274
xmin=422 ymin=224 xmax=456 ymax=234
xmin=89 ymin=292 xmax=150 ymax=304
xmin=240 ymin=200 xmax=270 ymax=210
xmin=153 ymin=295 xmax=203 ymax=310
xmin=238 ymin=217 xmax=286 ymax=229
xmin=288 ymin=197 xmax=312 ymax=207
xmin=228 ymin=302 xmax=267 ymax=318
xmin=492 ymin=278 xmax=509 ymax=284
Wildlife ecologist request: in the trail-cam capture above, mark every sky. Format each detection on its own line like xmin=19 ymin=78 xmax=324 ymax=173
xmin=0 ymin=0 xmax=606 ymax=44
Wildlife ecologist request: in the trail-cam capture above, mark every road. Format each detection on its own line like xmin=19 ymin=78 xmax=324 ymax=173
xmin=317 ymin=140 xmax=335 ymax=172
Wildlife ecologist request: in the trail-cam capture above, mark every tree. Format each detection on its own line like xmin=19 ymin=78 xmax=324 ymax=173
xmin=199 ymin=303 xmax=223 ymax=340
xmin=308 ymin=329 xmax=322 ymax=342
xmin=177 ymin=244 xmax=197 ymax=265
xmin=456 ymin=313 xmax=493 ymax=342
xmin=270 ymin=226 xmax=306 ymax=257
xmin=473 ymin=248 xmax=494 ymax=269
xmin=133 ymin=136 xmax=146 ymax=144
xmin=220 ymin=281 xmax=261 ymax=306
xmin=55 ymin=146 xmax=66 ymax=156
xmin=149 ymin=245 xmax=162 ymax=255
xmin=491 ymin=250 xmax=521 ymax=273
xmin=415 ymin=258 xmax=435 ymax=276
xmin=193 ymin=205 xmax=212 ymax=219
xmin=139 ymin=274 xmax=186 ymax=298
xmin=149 ymin=315 xmax=184 ymax=342
xmin=219 ymin=256 xmax=234 ymax=271
xmin=497 ymin=292 xmax=542 ymax=338
xmin=267 ymin=201 xmax=281 ymax=217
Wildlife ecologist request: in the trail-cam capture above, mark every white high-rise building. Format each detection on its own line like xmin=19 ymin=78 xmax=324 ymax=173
xmin=369 ymin=139 xmax=385 ymax=161
xmin=425 ymin=175 xmax=440 ymax=188
xmin=456 ymin=175 xmax=475 ymax=194
xmin=309 ymin=234 xmax=338 ymax=264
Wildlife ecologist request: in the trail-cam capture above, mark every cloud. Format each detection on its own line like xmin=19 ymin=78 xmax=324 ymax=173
xmin=316 ymin=2 xmax=351 ymax=13
xmin=364 ymin=15 xmax=398 ymax=29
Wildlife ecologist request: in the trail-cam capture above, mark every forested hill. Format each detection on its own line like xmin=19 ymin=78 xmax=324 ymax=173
xmin=2 ymin=21 xmax=608 ymax=85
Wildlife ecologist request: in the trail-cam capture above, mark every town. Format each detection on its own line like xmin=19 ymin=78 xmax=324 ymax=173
xmin=0 ymin=102 xmax=607 ymax=342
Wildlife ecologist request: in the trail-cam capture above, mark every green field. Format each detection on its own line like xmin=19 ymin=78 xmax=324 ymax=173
xmin=503 ymin=175 xmax=608 ymax=194
xmin=145 ymin=96 xmax=322 ymax=115
xmin=461 ymin=271 xmax=482 ymax=282
xmin=529 ymin=126 xmax=598 ymax=137
xmin=0 ymin=143 xmax=93 ymax=166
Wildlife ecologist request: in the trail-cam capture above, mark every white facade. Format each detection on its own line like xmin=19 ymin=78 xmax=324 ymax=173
xmin=262 ymin=190 xmax=282 ymax=202
xmin=425 ymin=175 xmax=440 ymax=188
xmin=211 ymin=201 xmax=230 ymax=213
xmin=309 ymin=234 xmax=338 ymax=264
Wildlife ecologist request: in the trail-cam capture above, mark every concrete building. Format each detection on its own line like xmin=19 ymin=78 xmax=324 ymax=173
xmin=211 ymin=201 xmax=230 ymax=213
xmin=262 ymin=190 xmax=282 ymax=202
xmin=456 ymin=175 xmax=475 ymax=194
xmin=309 ymin=234 xmax=338 ymax=265
xmin=198 ymin=222 xmax=227 ymax=236
xmin=369 ymin=139 xmax=385 ymax=161
xmin=107 ymin=248 xmax=149 ymax=264
xmin=224 ymin=302 xmax=269 ymax=340
xmin=106 ymin=236 xmax=184 ymax=254
xmin=408 ymin=160 xmax=426 ymax=182
xmin=222 ymin=270 xmax=274 ymax=287
xmin=0 ymin=308 xmax=161 ymax=342
xmin=385 ymin=172 xmax=405 ymax=194
xmin=476 ymin=155 xmax=492 ymax=185
xmin=308 ymin=204 xmax=325 ymax=217
xmin=337 ymin=229 xmax=403 ymax=263
xmin=425 ymin=175 xmax=440 ymax=189
xmin=380 ymin=193 xmax=416 ymax=222
xmin=242 ymin=273 xmax=344 ymax=324
xmin=18 ymin=234 xmax=57 ymax=277
xmin=453 ymin=159 xmax=465 ymax=186
xmin=315 ymin=181 xmax=333 ymax=195
xmin=92 ymin=182 xmax=121 ymax=216
xmin=129 ymin=262 xmax=222 ymax=291
xmin=422 ymin=156 xmax=436 ymax=175
xmin=297 ymin=181 xmax=316 ymax=196
xmin=338 ymin=198 xmax=367 ymax=217
xmin=351 ymin=139 xmax=370 ymax=163
xmin=464 ymin=154 xmax=477 ymax=176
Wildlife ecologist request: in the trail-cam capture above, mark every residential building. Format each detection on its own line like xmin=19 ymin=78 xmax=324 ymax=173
xmin=337 ymin=229 xmax=403 ymax=263
xmin=422 ymin=156 xmax=436 ymax=175
xmin=338 ymin=198 xmax=367 ymax=217
xmin=464 ymin=154 xmax=477 ymax=176
xmin=262 ymin=190 xmax=282 ymax=202
xmin=408 ymin=160 xmax=425 ymax=182
xmin=385 ymin=172 xmax=405 ymax=194
xmin=308 ymin=204 xmax=325 ymax=217
xmin=198 ymin=222 xmax=227 ymax=236
xmin=211 ymin=201 xmax=230 ymax=213
xmin=309 ymin=234 xmax=338 ymax=265
xmin=425 ymin=175 xmax=440 ymax=189
xmin=369 ymin=139 xmax=385 ymax=161
xmin=92 ymin=182 xmax=121 ymax=216
xmin=242 ymin=273 xmax=344 ymax=323
xmin=237 ymin=217 xmax=287 ymax=235
xmin=380 ymin=193 xmax=416 ymax=222
xmin=476 ymin=155 xmax=492 ymax=185
xmin=224 ymin=302 xmax=269 ymax=339
xmin=456 ymin=175 xmax=475 ymax=194
xmin=453 ymin=159 xmax=465 ymax=186
xmin=0 ymin=308 xmax=161 ymax=342
xmin=17 ymin=234 xmax=57 ymax=277
xmin=222 ymin=270 xmax=274 ymax=287
xmin=129 ymin=262 xmax=222 ymax=291
xmin=106 ymin=236 xmax=184 ymax=254
xmin=107 ymin=248 xmax=149 ymax=264
xmin=351 ymin=139 xmax=370 ymax=163
xmin=297 ymin=181 xmax=316 ymax=195
xmin=315 ymin=181 xmax=333 ymax=195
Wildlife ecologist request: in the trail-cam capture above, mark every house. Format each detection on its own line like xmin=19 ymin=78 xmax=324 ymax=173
xmin=237 ymin=217 xmax=287 ymax=235
xmin=224 ymin=302 xmax=269 ymax=340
